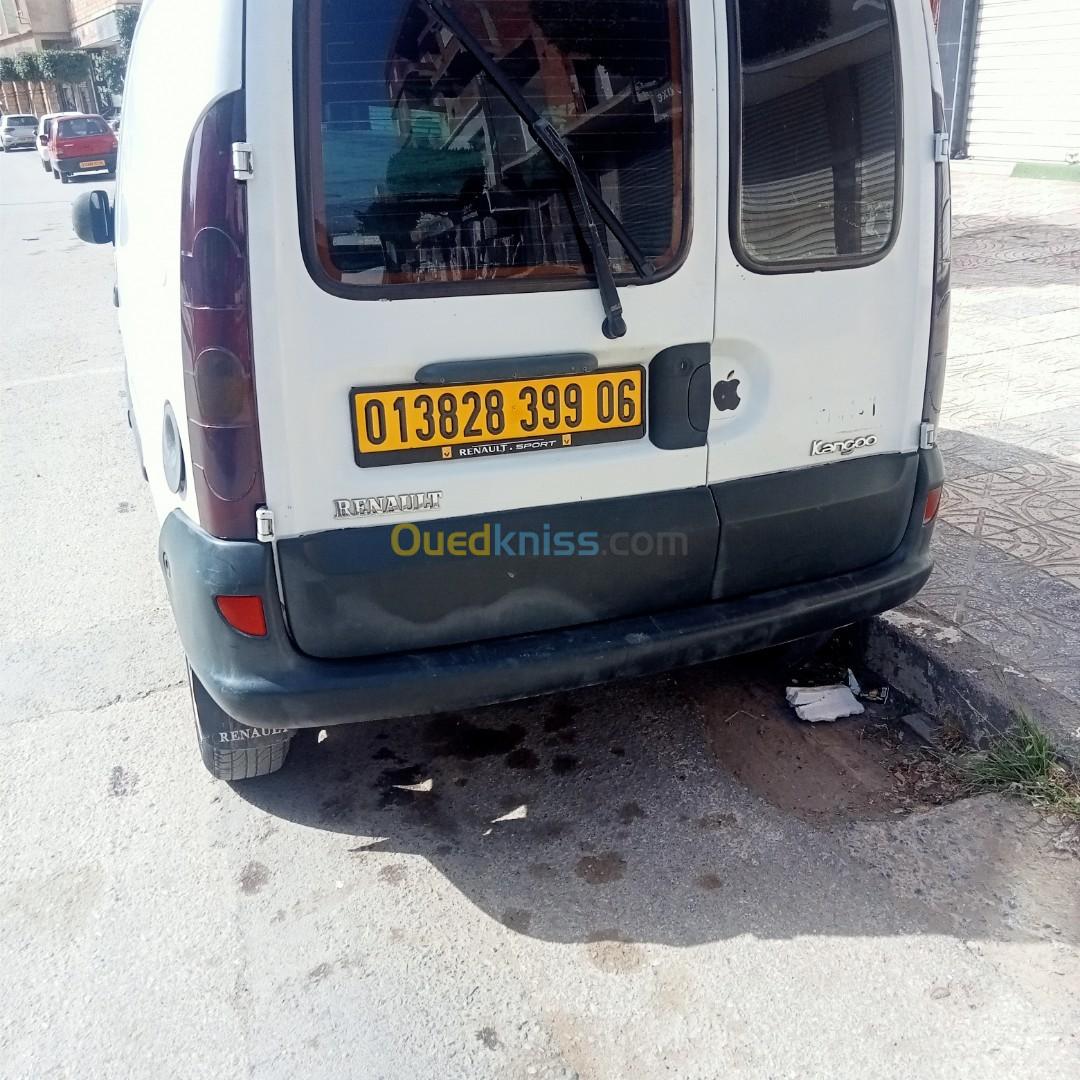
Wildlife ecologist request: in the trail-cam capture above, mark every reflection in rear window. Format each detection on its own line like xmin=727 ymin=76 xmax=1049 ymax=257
xmin=301 ymin=0 xmax=688 ymax=290
xmin=58 ymin=118 xmax=109 ymax=138
xmin=732 ymin=0 xmax=900 ymax=267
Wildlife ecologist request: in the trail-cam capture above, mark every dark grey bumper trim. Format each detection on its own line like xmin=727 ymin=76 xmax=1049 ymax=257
xmin=160 ymin=449 xmax=943 ymax=729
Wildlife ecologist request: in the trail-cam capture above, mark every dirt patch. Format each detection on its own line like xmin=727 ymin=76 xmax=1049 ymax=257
xmin=705 ymin=706 xmax=964 ymax=821
xmin=584 ymin=930 xmax=646 ymax=974
xmin=679 ymin=660 xmax=966 ymax=822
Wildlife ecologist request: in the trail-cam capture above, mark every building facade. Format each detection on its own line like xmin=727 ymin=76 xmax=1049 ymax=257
xmin=66 ymin=0 xmax=140 ymax=51
xmin=0 ymin=0 xmax=71 ymax=56
xmin=0 ymin=0 xmax=139 ymax=57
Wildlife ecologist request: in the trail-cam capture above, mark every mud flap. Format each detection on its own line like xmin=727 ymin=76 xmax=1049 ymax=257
xmin=189 ymin=666 xmax=293 ymax=750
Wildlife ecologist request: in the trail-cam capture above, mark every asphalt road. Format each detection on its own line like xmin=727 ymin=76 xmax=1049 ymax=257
xmin=1 ymin=146 xmax=1078 ymax=1080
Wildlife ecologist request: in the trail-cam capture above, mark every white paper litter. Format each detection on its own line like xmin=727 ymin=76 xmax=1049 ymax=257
xmin=785 ymin=685 xmax=865 ymax=723
xmin=846 ymin=669 xmax=862 ymax=696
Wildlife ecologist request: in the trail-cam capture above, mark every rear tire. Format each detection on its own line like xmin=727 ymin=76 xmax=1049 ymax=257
xmin=59 ymin=172 xmax=70 ymax=184
xmin=188 ymin=665 xmax=293 ymax=781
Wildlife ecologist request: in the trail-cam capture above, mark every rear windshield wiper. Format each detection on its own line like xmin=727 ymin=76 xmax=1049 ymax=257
xmin=422 ymin=0 xmax=652 ymax=339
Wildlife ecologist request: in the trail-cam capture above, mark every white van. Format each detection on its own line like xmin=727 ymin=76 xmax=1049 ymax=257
xmin=74 ymin=0 xmax=950 ymax=781
xmin=37 ymin=112 xmax=79 ymax=171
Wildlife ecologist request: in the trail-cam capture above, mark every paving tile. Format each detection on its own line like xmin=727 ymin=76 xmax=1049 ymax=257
xmin=905 ymin=171 xmax=1080 ymax=706
xmin=938 ymin=431 xmax=1049 ymax=474
xmin=919 ymin=525 xmax=1080 ymax=705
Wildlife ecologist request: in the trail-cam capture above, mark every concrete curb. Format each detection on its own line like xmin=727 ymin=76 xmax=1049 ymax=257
xmin=856 ymin=602 xmax=1080 ymax=771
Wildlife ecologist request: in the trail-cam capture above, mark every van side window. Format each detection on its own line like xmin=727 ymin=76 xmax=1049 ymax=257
xmin=730 ymin=0 xmax=900 ymax=269
xmin=299 ymin=0 xmax=690 ymax=295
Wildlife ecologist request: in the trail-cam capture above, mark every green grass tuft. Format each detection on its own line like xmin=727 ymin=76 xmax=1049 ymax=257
xmin=964 ymin=712 xmax=1080 ymax=818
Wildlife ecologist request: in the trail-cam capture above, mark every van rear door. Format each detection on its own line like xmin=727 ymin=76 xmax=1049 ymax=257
xmin=244 ymin=0 xmax=720 ymax=658
xmin=706 ymin=0 xmax=935 ymax=598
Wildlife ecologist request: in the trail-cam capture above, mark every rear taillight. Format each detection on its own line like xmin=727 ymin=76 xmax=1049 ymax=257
xmin=215 ymin=595 xmax=268 ymax=637
xmin=922 ymin=91 xmax=952 ymax=441
xmin=923 ymin=485 xmax=943 ymax=525
xmin=180 ymin=92 xmax=265 ymax=540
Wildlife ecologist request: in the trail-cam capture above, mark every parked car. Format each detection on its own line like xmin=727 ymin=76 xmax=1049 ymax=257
xmin=48 ymin=114 xmax=117 ymax=183
xmin=0 ymin=114 xmax=39 ymax=151
xmin=72 ymin=0 xmax=950 ymax=782
xmin=36 ymin=112 xmax=79 ymax=172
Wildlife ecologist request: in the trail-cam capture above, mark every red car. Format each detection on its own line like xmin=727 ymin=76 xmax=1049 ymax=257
xmin=47 ymin=114 xmax=117 ymax=184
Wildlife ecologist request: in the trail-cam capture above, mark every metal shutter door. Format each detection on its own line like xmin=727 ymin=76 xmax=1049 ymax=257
xmin=966 ymin=0 xmax=1080 ymax=163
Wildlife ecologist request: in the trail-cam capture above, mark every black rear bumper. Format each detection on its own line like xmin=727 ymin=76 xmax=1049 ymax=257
xmin=160 ymin=449 xmax=942 ymax=730
xmin=56 ymin=153 xmax=116 ymax=176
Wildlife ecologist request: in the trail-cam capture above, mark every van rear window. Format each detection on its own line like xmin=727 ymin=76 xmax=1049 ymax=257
xmin=730 ymin=0 xmax=900 ymax=269
xmin=299 ymin=0 xmax=689 ymax=293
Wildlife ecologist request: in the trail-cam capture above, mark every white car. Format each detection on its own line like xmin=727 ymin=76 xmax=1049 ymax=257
xmin=0 ymin=114 xmax=39 ymax=151
xmin=36 ymin=111 xmax=79 ymax=172
xmin=73 ymin=0 xmax=951 ymax=781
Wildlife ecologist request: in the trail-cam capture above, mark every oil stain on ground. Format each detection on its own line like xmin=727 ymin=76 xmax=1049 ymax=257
xmin=574 ymin=852 xmax=626 ymax=884
xmin=424 ymin=717 xmax=526 ymax=760
xmin=505 ymin=747 xmax=540 ymax=770
xmin=239 ymin=861 xmax=270 ymax=895
xmin=107 ymin=766 xmax=138 ymax=798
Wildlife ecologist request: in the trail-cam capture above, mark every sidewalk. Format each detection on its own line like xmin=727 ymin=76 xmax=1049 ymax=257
xmin=870 ymin=163 xmax=1080 ymax=761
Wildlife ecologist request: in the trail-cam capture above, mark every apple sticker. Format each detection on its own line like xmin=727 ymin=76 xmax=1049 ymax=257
xmin=714 ymin=370 xmax=742 ymax=413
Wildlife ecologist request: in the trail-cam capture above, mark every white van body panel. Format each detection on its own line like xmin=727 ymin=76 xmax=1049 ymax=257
xmin=109 ymin=0 xmax=947 ymax=745
xmin=117 ymin=0 xmax=937 ymax=541
xmin=244 ymin=0 xmax=721 ymax=541
xmin=115 ymin=0 xmax=245 ymax=529
xmin=706 ymin=0 xmax=935 ymax=485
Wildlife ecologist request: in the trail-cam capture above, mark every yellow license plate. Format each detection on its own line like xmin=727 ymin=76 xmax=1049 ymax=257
xmin=80 ymin=160 xmax=107 ymax=168
xmin=351 ymin=368 xmax=646 ymax=467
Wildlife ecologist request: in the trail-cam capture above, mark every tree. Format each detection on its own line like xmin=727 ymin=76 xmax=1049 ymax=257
xmin=0 ymin=56 xmax=25 ymax=112
xmin=116 ymin=5 xmax=140 ymax=52
xmin=91 ymin=4 xmax=142 ymax=101
xmin=38 ymin=50 xmax=92 ymax=85
xmin=13 ymin=52 xmax=43 ymax=82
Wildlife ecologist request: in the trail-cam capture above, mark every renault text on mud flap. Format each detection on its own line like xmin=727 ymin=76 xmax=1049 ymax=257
xmin=218 ymin=727 xmax=291 ymax=744
xmin=810 ymin=435 xmax=879 ymax=458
